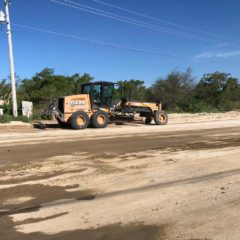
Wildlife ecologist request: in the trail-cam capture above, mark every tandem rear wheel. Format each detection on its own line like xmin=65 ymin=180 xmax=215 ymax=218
xmin=70 ymin=111 xmax=90 ymax=130
xmin=91 ymin=110 xmax=109 ymax=128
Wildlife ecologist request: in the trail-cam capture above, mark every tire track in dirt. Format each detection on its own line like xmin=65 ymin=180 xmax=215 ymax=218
xmin=1 ymin=127 xmax=240 ymax=169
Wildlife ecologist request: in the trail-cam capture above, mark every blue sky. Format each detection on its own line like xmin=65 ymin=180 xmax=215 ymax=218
xmin=0 ymin=0 xmax=240 ymax=85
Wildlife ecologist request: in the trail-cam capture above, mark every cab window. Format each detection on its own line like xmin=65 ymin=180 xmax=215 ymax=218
xmin=81 ymin=85 xmax=91 ymax=94
xmin=93 ymin=84 xmax=101 ymax=105
xmin=102 ymin=84 xmax=114 ymax=106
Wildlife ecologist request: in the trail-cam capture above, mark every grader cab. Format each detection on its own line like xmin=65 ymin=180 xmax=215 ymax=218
xmin=48 ymin=81 xmax=168 ymax=130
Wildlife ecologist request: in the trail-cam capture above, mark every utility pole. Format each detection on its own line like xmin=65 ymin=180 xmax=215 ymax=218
xmin=5 ymin=0 xmax=18 ymax=117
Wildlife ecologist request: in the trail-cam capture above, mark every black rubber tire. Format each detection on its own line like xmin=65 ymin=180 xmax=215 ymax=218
xmin=145 ymin=117 xmax=153 ymax=124
xmin=91 ymin=110 xmax=109 ymax=128
xmin=56 ymin=117 xmax=69 ymax=128
xmin=70 ymin=111 xmax=90 ymax=130
xmin=154 ymin=111 xmax=168 ymax=125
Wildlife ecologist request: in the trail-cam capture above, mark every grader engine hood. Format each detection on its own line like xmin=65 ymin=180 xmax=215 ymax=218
xmin=64 ymin=95 xmax=90 ymax=109
xmin=62 ymin=94 xmax=91 ymax=121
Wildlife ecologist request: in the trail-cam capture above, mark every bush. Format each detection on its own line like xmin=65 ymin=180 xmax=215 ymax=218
xmin=0 ymin=114 xmax=12 ymax=123
xmin=0 ymin=104 xmax=11 ymax=114
xmin=31 ymin=114 xmax=42 ymax=121
xmin=0 ymin=114 xmax=42 ymax=124
xmin=13 ymin=115 xmax=31 ymax=123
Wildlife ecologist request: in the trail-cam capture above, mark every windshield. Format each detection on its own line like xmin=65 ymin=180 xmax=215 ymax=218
xmin=81 ymin=83 xmax=114 ymax=107
xmin=102 ymin=84 xmax=114 ymax=106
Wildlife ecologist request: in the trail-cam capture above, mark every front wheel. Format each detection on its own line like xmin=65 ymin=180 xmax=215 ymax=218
xmin=154 ymin=111 xmax=168 ymax=125
xmin=70 ymin=111 xmax=90 ymax=130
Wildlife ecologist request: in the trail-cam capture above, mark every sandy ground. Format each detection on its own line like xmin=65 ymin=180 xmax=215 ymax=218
xmin=1 ymin=113 xmax=240 ymax=240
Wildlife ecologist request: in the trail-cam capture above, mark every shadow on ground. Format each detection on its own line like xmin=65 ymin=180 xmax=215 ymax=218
xmin=0 ymin=182 xmax=166 ymax=240
xmin=0 ymin=184 xmax=95 ymax=215
xmin=0 ymin=216 xmax=165 ymax=240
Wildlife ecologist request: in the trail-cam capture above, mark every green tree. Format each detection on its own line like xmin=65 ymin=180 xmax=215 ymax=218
xmin=117 ymin=79 xmax=146 ymax=101
xmin=18 ymin=68 xmax=94 ymax=111
xmin=148 ymin=69 xmax=195 ymax=111
xmin=70 ymin=73 xmax=94 ymax=94
xmin=196 ymin=72 xmax=240 ymax=110
xmin=0 ymin=79 xmax=11 ymax=105
xmin=0 ymin=79 xmax=12 ymax=113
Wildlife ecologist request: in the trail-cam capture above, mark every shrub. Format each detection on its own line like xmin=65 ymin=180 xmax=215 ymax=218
xmin=0 ymin=114 xmax=12 ymax=123
xmin=0 ymin=104 xmax=11 ymax=114
xmin=13 ymin=115 xmax=31 ymax=123
xmin=0 ymin=114 xmax=42 ymax=124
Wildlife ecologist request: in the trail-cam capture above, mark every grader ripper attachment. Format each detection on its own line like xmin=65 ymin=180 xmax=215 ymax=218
xmin=48 ymin=81 xmax=168 ymax=130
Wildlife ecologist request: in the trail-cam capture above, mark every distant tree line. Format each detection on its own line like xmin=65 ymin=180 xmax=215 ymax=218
xmin=0 ymin=67 xmax=240 ymax=115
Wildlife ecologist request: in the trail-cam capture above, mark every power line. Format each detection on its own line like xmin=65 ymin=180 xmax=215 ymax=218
xmin=63 ymin=0 xmax=219 ymax=43
xmin=94 ymin=0 xmax=240 ymax=44
xmin=56 ymin=0 xmax=221 ymax=43
xmin=12 ymin=23 xmax=222 ymax=64
xmin=11 ymin=23 xmax=188 ymax=58
xmin=49 ymin=0 xmax=219 ymax=44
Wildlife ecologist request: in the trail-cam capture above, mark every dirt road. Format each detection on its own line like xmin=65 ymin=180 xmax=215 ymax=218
xmin=1 ymin=119 xmax=240 ymax=240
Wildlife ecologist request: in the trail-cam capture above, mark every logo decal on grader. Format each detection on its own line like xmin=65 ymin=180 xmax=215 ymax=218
xmin=70 ymin=99 xmax=86 ymax=106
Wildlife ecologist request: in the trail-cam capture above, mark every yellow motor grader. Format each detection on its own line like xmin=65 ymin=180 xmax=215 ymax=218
xmin=45 ymin=81 xmax=168 ymax=130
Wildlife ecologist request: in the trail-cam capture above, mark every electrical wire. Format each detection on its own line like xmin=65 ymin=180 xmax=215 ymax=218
xmin=49 ymin=0 xmax=219 ymax=44
xmin=12 ymin=23 xmax=222 ymax=64
xmin=93 ymin=0 xmax=240 ymax=44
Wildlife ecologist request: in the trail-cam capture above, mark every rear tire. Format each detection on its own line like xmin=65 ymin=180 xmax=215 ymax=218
xmin=145 ymin=117 xmax=153 ymax=124
xmin=154 ymin=111 xmax=168 ymax=125
xmin=91 ymin=110 xmax=109 ymax=128
xmin=70 ymin=111 xmax=90 ymax=130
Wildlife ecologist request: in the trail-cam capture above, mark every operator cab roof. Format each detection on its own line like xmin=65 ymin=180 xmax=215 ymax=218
xmin=82 ymin=81 xmax=116 ymax=85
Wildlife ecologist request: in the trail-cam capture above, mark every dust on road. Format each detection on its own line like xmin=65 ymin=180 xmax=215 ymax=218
xmin=1 ymin=119 xmax=240 ymax=240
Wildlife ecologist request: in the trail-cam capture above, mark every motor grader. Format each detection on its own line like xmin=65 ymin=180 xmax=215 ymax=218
xmin=45 ymin=81 xmax=168 ymax=130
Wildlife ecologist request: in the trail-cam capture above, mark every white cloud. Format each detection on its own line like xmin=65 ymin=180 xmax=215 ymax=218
xmin=195 ymin=52 xmax=215 ymax=59
xmin=195 ymin=50 xmax=240 ymax=59
xmin=217 ymin=51 xmax=240 ymax=57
